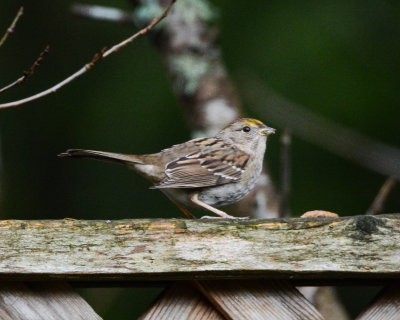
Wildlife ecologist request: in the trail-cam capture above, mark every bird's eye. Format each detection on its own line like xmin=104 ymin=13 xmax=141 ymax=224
xmin=242 ymin=126 xmax=251 ymax=133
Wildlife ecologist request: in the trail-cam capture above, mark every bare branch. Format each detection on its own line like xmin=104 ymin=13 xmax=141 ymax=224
xmin=72 ymin=4 xmax=135 ymax=25
xmin=102 ymin=0 xmax=175 ymax=58
xmin=366 ymin=177 xmax=397 ymax=215
xmin=242 ymin=76 xmax=400 ymax=180
xmin=0 ymin=45 xmax=50 ymax=95
xmin=0 ymin=0 xmax=176 ymax=110
xmin=278 ymin=129 xmax=292 ymax=217
xmin=129 ymin=0 xmax=279 ymax=218
xmin=0 ymin=7 xmax=24 ymax=48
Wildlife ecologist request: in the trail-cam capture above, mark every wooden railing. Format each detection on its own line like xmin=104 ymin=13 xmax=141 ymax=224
xmin=0 ymin=215 xmax=399 ymax=319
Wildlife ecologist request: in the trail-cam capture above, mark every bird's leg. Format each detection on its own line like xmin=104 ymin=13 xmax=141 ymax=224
xmin=190 ymin=194 xmax=238 ymax=219
xmin=163 ymin=193 xmax=197 ymax=219
xmin=175 ymin=203 xmax=196 ymax=219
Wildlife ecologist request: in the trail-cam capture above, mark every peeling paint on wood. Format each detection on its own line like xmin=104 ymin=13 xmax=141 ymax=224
xmin=0 ymin=215 xmax=399 ymax=281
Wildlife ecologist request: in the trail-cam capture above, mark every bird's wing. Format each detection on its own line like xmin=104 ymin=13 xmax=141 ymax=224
xmin=152 ymin=138 xmax=250 ymax=189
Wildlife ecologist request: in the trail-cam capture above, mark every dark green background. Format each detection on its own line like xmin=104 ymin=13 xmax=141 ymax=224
xmin=1 ymin=0 xmax=399 ymax=318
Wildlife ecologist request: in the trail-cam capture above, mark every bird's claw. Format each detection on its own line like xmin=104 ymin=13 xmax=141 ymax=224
xmin=200 ymin=215 xmax=250 ymax=220
xmin=200 ymin=215 xmax=221 ymax=219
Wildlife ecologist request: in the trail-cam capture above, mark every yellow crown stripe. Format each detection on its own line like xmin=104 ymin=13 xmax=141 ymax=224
xmin=245 ymin=119 xmax=264 ymax=127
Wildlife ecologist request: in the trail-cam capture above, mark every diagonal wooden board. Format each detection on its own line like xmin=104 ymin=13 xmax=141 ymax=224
xmin=196 ymin=280 xmax=324 ymax=320
xmin=356 ymin=284 xmax=400 ymax=320
xmin=0 ymin=282 xmax=101 ymax=320
xmin=140 ymin=283 xmax=224 ymax=320
xmin=299 ymin=286 xmax=349 ymax=320
xmin=140 ymin=280 xmax=325 ymax=320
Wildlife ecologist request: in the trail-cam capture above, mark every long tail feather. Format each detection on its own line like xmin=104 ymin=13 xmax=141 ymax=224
xmin=58 ymin=149 xmax=143 ymax=165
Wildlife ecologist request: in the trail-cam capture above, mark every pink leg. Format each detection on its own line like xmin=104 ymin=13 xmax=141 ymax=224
xmin=190 ymin=194 xmax=237 ymax=219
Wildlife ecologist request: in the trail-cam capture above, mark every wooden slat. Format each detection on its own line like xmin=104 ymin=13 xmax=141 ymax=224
xmin=0 ymin=215 xmax=399 ymax=281
xmin=356 ymin=284 xmax=400 ymax=320
xmin=0 ymin=282 xmax=101 ymax=320
xmin=196 ymin=280 xmax=324 ymax=320
xmin=140 ymin=283 xmax=224 ymax=320
xmin=299 ymin=287 xmax=350 ymax=320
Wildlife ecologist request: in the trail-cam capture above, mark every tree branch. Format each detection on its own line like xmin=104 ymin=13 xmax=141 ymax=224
xmin=0 ymin=45 xmax=49 ymax=95
xmin=0 ymin=7 xmax=23 ymax=48
xmin=366 ymin=177 xmax=397 ymax=215
xmin=279 ymin=129 xmax=292 ymax=217
xmin=0 ymin=0 xmax=176 ymax=110
xmin=242 ymin=76 xmax=400 ymax=180
xmin=130 ymin=0 xmax=279 ymax=218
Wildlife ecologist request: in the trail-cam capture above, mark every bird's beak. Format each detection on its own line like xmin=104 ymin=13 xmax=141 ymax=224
xmin=259 ymin=126 xmax=276 ymax=136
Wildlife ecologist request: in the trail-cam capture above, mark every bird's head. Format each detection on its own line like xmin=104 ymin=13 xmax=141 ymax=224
xmin=217 ymin=118 xmax=276 ymax=153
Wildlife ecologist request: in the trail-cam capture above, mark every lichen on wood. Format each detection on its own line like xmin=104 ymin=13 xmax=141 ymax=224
xmin=0 ymin=215 xmax=399 ymax=282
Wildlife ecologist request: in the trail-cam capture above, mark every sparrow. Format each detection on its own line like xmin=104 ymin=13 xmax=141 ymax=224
xmin=59 ymin=118 xmax=275 ymax=219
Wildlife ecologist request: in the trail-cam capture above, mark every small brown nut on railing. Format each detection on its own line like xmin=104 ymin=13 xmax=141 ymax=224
xmin=300 ymin=210 xmax=339 ymax=218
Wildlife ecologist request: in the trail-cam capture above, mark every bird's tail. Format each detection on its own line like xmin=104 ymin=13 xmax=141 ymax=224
xmin=58 ymin=149 xmax=143 ymax=166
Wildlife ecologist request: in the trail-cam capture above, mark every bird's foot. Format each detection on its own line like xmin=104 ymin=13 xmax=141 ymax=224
xmin=200 ymin=215 xmax=250 ymax=220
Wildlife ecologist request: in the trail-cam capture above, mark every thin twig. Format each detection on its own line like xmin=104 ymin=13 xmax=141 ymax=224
xmin=279 ymin=129 xmax=292 ymax=217
xmin=243 ymin=76 xmax=400 ymax=180
xmin=0 ymin=7 xmax=24 ymax=48
xmin=72 ymin=4 xmax=135 ymax=25
xmin=366 ymin=177 xmax=397 ymax=215
xmin=0 ymin=0 xmax=176 ymax=110
xmin=0 ymin=46 xmax=50 ymax=95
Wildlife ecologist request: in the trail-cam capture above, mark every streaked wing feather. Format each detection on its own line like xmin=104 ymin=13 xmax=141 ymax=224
xmin=152 ymin=138 xmax=250 ymax=189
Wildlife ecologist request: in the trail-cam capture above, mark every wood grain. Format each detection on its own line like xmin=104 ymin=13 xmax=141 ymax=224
xmin=0 ymin=215 xmax=398 ymax=281
xmin=357 ymin=284 xmax=400 ymax=320
xmin=196 ymin=280 xmax=324 ymax=320
xmin=299 ymin=287 xmax=349 ymax=320
xmin=0 ymin=282 xmax=101 ymax=320
xmin=140 ymin=283 xmax=224 ymax=320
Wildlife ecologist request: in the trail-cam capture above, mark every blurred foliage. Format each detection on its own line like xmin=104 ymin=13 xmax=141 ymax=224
xmin=0 ymin=0 xmax=399 ymax=318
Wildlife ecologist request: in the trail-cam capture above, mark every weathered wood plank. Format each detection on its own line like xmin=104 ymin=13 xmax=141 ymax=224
xmin=196 ymin=280 xmax=324 ymax=320
xmin=140 ymin=283 xmax=224 ymax=320
xmin=356 ymin=284 xmax=400 ymax=320
xmin=0 ymin=215 xmax=399 ymax=281
xmin=0 ymin=282 xmax=101 ymax=320
xmin=299 ymin=287 xmax=350 ymax=320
